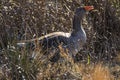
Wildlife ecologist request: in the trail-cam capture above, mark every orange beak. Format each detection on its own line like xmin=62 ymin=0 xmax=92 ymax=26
xmin=84 ymin=6 xmax=94 ymax=11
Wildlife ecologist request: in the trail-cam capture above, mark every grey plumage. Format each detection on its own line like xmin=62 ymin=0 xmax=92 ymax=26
xmin=17 ymin=6 xmax=94 ymax=62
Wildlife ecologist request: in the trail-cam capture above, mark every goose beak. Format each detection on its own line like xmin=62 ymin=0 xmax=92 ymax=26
xmin=84 ymin=6 xmax=94 ymax=11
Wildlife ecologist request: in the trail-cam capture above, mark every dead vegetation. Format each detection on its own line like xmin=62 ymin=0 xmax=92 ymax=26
xmin=0 ymin=0 xmax=120 ymax=80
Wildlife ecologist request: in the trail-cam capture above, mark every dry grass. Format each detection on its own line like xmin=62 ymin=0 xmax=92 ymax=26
xmin=36 ymin=46 xmax=115 ymax=80
xmin=82 ymin=63 xmax=114 ymax=80
xmin=0 ymin=0 xmax=120 ymax=80
xmin=36 ymin=61 xmax=115 ymax=80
